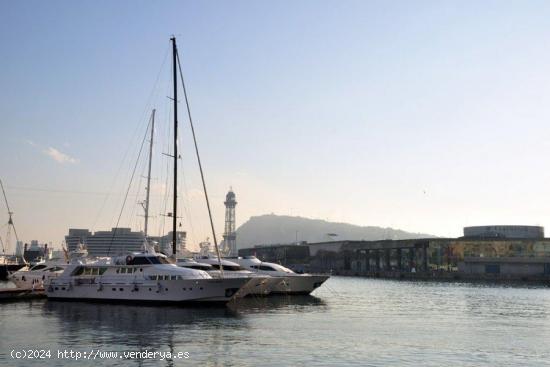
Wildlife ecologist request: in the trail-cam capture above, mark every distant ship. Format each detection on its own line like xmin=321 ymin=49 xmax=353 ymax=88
xmin=0 ymin=255 xmax=25 ymax=280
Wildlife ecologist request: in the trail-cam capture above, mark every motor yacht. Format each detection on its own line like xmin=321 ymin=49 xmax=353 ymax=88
xmin=232 ymin=256 xmax=330 ymax=295
xmin=10 ymin=261 xmax=66 ymax=290
xmin=178 ymin=257 xmax=280 ymax=297
xmin=47 ymin=252 xmax=252 ymax=303
xmin=9 ymin=244 xmax=94 ymax=290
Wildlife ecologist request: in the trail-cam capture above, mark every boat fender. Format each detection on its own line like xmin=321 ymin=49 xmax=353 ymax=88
xmin=156 ymin=282 xmax=162 ymax=293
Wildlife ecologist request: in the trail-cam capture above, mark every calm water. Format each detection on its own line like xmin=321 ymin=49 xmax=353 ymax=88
xmin=1 ymin=277 xmax=550 ymax=366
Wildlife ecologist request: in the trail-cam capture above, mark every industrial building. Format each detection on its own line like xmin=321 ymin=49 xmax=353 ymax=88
xmin=65 ymin=228 xmax=186 ymax=256
xmin=463 ymin=225 xmax=544 ymax=239
xmin=239 ymin=225 xmax=550 ymax=282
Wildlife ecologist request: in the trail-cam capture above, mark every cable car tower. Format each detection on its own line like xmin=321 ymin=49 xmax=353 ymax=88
xmin=223 ymin=188 xmax=237 ymax=256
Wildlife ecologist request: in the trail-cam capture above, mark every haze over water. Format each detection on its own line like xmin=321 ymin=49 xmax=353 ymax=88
xmin=1 ymin=277 xmax=549 ymax=366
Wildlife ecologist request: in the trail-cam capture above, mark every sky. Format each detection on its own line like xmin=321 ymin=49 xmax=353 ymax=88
xmin=2 ymin=0 xmax=550 ymax=250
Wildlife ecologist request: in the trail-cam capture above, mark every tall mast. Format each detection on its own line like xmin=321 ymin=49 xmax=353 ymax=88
xmin=143 ymin=109 xmax=155 ymax=237
xmin=171 ymin=36 xmax=178 ymax=256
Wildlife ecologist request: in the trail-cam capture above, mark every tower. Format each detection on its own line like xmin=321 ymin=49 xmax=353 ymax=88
xmin=223 ymin=188 xmax=237 ymax=256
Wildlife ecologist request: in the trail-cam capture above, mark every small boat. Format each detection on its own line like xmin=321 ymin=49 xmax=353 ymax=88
xmin=232 ymin=256 xmax=330 ymax=295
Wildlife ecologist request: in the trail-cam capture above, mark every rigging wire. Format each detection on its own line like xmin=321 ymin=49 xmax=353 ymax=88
xmin=107 ymin=116 xmax=152 ymax=255
xmin=175 ymin=49 xmax=224 ymax=268
xmin=4 ymin=186 xmax=167 ymax=198
xmin=125 ymin=141 xmax=149 ymax=230
xmin=157 ymin=98 xmax=173 ymax=241
xmin=179 ymin=154 xmax=196 ymax=250
xmin=91 ymin=44 xmax=170 ymax=232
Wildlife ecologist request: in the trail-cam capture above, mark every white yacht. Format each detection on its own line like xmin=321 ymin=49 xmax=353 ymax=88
xmin=47 ymin=252 xmax=252 ymax=303
xmin=10 ymin=261 xmax=66 ymax=290
xmin=177 ymin=257 xmax=280 ymax=297
xmin=232 ymin=256 xmax=330 ymax=295
xmin=9 ymin=244 xmax=92 ymax=290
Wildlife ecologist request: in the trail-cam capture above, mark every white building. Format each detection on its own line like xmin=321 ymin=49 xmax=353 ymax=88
xmin=65 ymin=228 xmax=186 ymax=256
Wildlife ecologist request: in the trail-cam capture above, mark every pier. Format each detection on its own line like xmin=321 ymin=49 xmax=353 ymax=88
xmin=0 ymin=287 xmax=45 ymax=302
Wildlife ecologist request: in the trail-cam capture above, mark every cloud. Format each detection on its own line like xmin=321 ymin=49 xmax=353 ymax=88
xmin=44 ymin=147 xmax=79 ymax=164
xmin=187 ymin=188 xmax=205 ymax=200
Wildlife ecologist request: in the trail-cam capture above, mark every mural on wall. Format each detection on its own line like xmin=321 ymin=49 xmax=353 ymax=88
xmin=458 ymin=240 xmax=550 ymax=258
xmin=427 ymin=239 xmax=550 ymax=267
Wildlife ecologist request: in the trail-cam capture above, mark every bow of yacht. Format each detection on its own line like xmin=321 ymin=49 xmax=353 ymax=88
xmin=10 ymin=260 xmax=66 ymax=290
xmin=232 ymin=256 xmax=330 ymax=295
xmin=177 ymin=257 xmax=279 ymax=297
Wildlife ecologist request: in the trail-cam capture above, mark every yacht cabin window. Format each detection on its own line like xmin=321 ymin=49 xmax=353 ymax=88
xmin=210 ymin=264 xmax=244 ymax=271
xmin=30 ymin=264 xmax=48 ymax=271
xmin=250 ymin=265 xmax=277 ymax=271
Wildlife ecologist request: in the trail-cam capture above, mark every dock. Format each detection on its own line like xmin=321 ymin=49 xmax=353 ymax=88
xmin=0 ymin=287 xmax=46 ymax=302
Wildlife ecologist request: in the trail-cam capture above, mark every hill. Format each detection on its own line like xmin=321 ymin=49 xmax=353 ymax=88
xmin=236 ymin=214 xmax=436 ymax=249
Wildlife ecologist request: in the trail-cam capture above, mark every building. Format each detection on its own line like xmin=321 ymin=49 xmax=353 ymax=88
xmin=65 ymin=228 xmax=186 ymax=257
xmin=23 ymin=240 xmax=49 ymax=262
xmin=239 ymin=225 xmax=550 ymax=281
xmin=150 ymin=231 xmax=187 ymax=255
xmin=463 ymin=225 xmax=544 ymax=239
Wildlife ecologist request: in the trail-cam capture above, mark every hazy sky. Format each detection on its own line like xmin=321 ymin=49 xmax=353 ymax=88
xmin=2 ymin=0 xmax=550 ymax=250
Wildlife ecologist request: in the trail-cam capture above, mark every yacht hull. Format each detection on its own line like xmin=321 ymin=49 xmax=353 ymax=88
xmin=10 ymin=270 xmax=61 ymax=290
xmin=270 ymin=275 xmax=329 ymax=295
xmin=234 ymin=276 xmax=281 ymax=297
xmin=46 ymin=277 xmax=252 ymax=303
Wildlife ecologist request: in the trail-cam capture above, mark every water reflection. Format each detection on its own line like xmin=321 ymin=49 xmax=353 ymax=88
xmin=43 ymin=301 xmax=244 ymax=348
xmin=229 ymin=295 xmax=327 ymax=314
xmin=4 ymin=278 xmax=548 ymax=366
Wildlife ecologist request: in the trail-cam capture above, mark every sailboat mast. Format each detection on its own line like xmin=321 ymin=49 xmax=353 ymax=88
xmin=144 ymin=109 xmax=155 ymax=237
xmin=171 ymin=36 xmax=178 ymax=256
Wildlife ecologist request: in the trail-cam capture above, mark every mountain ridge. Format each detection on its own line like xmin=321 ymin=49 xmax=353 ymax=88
xmin=236 ymin=214 xmax=436 ymax=249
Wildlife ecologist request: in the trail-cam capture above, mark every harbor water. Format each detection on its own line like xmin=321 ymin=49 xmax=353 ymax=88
xmin=1 ymin=276 xmax=549 ymax=366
